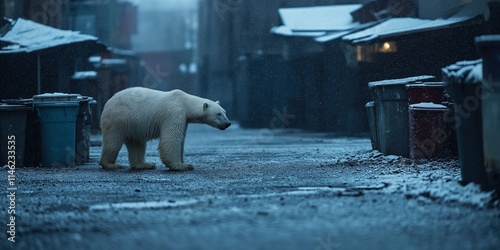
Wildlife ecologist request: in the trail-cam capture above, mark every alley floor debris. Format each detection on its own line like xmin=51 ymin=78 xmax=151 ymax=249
xmin=1 ymin=123 xmax=499 ymax=250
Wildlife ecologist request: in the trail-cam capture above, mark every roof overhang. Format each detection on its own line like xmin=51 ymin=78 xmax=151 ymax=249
xmin=342 ymin=0 xmax=490 ymax=44
xmin=271 ymin=0 xmax=491 ymax=44
xmin=271 ymin=4 xmax=363 ymax=42
xmin=0 ymin=18 xmax=107 ymax=54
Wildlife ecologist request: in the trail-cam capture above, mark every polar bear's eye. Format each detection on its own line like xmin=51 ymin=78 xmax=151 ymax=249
xmin=217 ymin=113 xmax=222 ymax=116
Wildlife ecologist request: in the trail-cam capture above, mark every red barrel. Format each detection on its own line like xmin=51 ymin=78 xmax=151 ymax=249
xmin=406 ymin=82 xmax=445 ymax=105
xmin=409 ymin=102 xmax=449 ymax=159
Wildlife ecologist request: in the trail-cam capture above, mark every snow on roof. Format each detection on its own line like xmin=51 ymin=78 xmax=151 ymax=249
xmin=368 ymin=75 xmax=436 ymax=88
xmin=314 ymin=21 xmax=380 ymax=43
xmin=342 ymin=18 xmax=429 ymax=43
xmin=272 ymin=4 xmax=362 ymax=38
xmin=442 ymin=59 xmax=483 ymax=85
xmin=72 ymin=71 xmax=98 ymax=80
xmin=278 ymin=4 xmax=361 ymax=31
xmin=88 ymin=56 xmax=102 ymax=63
xmin=314 ymin=30 xmax=352 ymax=42
xmin=343 ymin=0 xmax=489 ymax=44
xmin=0 ymin=18 xmax=99 ymax=54
xmin=101 ymin=59 xmax=127 ymax=65
xmin=270 ymin=26 xmax=327 ymax=37
xmin=272 ymin=0 xmax=489 ymax=44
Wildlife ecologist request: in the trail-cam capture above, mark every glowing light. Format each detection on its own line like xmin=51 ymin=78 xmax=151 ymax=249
xmin=382 ymin=42 xmax=391 ymax=51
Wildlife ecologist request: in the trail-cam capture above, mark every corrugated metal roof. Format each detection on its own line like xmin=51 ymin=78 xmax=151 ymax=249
xmin=0 ymin=18 xmax=101 ymax=54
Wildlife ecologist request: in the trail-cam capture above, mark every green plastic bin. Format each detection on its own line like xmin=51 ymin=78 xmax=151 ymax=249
xmin=35 ymin=102 xmax=80 ymax=167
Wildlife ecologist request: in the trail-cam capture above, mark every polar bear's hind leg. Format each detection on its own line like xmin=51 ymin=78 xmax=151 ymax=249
xmin=100 ymin=131 xmax=125 ymax=170
xmin=126 ymin=139 xmax=156 ymax=170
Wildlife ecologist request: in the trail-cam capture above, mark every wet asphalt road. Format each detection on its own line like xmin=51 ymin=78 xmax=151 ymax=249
xmin=1 ymin=124 xmax=499 ymax=250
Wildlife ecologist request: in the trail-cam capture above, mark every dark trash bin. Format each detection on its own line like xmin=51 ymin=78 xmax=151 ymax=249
xmin=406 ymin=82 xmax=445 ymax=105
xmin=442 ymin=102 xmax=458 ymax=156
xmin=368 ymin=75 xmax=436 ymax=157
xmin=476 ymin=34 xmax=500 ymax=191
xmin=442 ymin=59 xmax=488 ymax=188
xmin=0 ymin=104 xmax=31 ymax=167
xmin=1 ymin=99 xmax=42 ymax=166
xmin=75 ymin=96 xmax=95 ymax=164
xmin=76 ymin=97 xmax=89 ymax=164
xmin=408 ymin=103 xmax=449 ymax=159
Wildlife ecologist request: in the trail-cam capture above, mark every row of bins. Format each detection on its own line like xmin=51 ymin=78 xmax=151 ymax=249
xmin=366 ymin=78 xmax=454 ymax=159
xmin=365 ymin=35 xmax=500 ymax=191
xmin=0 ymin=94 xmax=95 ymax=168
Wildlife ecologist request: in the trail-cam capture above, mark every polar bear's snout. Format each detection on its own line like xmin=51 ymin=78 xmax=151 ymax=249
xmin=214 ymin=109 xmax=231 ymax=130
xmin=219 ymin=121 xmax=231 ymax=130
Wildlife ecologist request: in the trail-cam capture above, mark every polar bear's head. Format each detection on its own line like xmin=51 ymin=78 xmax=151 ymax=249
xmin=203 ymin=101 xmax=231 ymax=130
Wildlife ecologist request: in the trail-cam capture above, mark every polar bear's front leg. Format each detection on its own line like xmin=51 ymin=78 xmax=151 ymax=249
xmin=158 ymin=123 xmax=193 ymax=171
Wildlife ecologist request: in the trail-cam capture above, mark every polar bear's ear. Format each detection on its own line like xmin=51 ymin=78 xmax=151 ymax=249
xmin=203 ymin=103 xmax=209 ymax=111
xmin=215 ymin=101 xmax=220 ymax=105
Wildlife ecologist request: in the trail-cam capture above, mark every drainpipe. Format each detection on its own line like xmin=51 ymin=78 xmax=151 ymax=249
xmin=37 ymin=53 xmax=41 ymax=94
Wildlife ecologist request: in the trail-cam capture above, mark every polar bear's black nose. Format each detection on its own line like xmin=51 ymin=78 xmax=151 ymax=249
xmin=220 ymin=122 xmax=231 ymax=130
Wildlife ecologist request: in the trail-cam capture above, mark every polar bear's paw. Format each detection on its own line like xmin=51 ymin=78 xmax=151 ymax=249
xmin=130 ymin=162 xmax=156 ymax=170
xmin=101 ymin=163 xmax=125 ymax=170
xmin=169 ymin=163 xmax=194 ymax=171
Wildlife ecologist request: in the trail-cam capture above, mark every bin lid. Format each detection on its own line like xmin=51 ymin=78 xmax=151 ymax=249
xmin=442 ymin=59 xmax=482 ymax=85
xmin=0 ymin=103 xmax=32 ymax=111
xmin=368 ymin=75 xmax=436 ymax=88
xmin=33 ymin=93 xmax=81 ymax=103
xmin=409 ymin=102 xmax=447 ymax=110
xmin=406 ymin=82 xmax=444 ymax=89
xmin=34 ymin=102 xmax=80 ymax=107
xmin=365 ymin=101 xmax=375 ymax=107
xmin=2 ymin=98 xmax=33 ymax=105
xmin=475 ymin=35 xmax=500 ymax=47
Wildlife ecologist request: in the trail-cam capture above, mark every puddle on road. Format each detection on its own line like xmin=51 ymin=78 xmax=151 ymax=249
xmin=89 ymin=199 xmax=199 ymax=211
xmin=237 ymin=187 xmax=363 ymax=199
xmin=297 ymin=187 xmax=347 ymax=192
xmin=237 ymin=185 xmax=389 ymax=199
xmin=237 ymin=190 xmax=320 ymax=199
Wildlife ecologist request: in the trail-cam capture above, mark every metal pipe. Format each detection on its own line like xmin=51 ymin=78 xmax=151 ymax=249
xmin=37 ymin=53 xmax=41 ymax=94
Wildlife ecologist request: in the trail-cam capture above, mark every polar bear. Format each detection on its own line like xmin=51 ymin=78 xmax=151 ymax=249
xmin=99 ymin=87 xmax=231 ymax=171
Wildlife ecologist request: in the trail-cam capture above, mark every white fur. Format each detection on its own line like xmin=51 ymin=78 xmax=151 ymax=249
xmin=99 ymin=87 xmax=230 ymax=171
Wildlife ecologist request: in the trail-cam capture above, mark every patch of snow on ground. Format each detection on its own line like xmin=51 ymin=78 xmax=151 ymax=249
xmin=343 ymin=150 xmax=498 ymax=208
